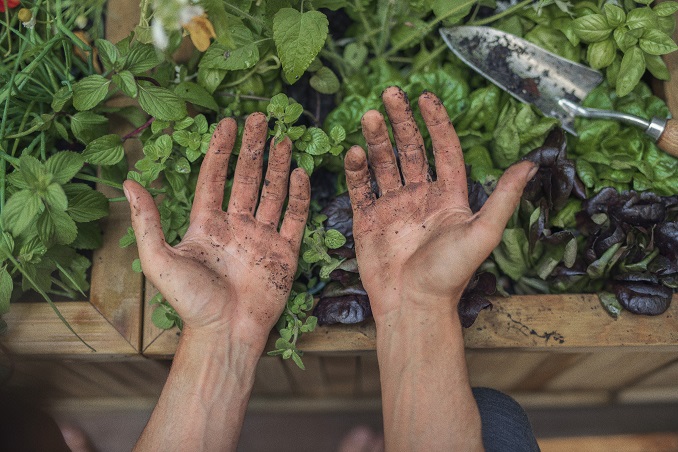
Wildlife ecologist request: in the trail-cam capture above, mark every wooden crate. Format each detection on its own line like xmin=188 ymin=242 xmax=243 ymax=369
xmin=0 ymin=1 xmax=144 ymax=358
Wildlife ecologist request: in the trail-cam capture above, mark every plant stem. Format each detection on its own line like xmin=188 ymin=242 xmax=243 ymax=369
xmin=74 ymin=173 xmax=124 ymax=190
xmin=222 ymin=2 xmax=267 ymax=31
xmin=122 ymin=117 xmax=155 ymax=141
xmin=469 ymin=0 xmax=533 ymax=26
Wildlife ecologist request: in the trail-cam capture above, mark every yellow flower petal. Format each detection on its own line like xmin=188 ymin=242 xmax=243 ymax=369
xmin=182 ymin=14 xmax=216 ymax=52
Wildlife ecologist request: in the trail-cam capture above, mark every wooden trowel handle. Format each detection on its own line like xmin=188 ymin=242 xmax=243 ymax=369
xmin=657 ymin=119 xmax=678 ymax=158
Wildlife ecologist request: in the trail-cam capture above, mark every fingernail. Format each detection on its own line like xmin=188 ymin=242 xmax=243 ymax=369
xmin=122 ymin=183 xmax=130 ymax=202
xmin=526 ymin=164 xmax=539 ymax=182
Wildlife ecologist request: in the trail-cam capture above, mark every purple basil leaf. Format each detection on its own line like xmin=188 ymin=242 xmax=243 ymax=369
xmin=322 ymin=193 xmax=354 ymax=240
xmin=313 ymin=295 xmax=372 ymax=325
xmin=613 ymin=281 xmax=672 ymax=315
xmin=655 ymin=222 xmax=678 ymax=261
xmin=458 ymin=293 xmax=493 ymax=328
xmin=320 ymin=280 xmax=367 ymax=298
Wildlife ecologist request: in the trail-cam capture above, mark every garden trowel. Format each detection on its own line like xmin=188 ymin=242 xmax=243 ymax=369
xmin=440 ymin=26 xmax=678 ymax=158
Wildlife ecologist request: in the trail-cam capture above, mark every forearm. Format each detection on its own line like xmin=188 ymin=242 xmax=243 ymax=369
xmin=376 ymin=305 xmax=483 ymax=452
xmin=134 ymin=328 xmax=263 ymax=452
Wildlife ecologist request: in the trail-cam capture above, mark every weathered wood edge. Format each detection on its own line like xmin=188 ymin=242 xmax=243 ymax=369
xmin=1 ymin=302 xmax=138 ymax=357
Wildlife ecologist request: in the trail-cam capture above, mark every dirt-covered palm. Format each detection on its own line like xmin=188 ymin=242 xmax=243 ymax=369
xmin=123 ymin=113 xmax=310 ymax=343
xmin=345 ymin=88 xmax=537 ymax=321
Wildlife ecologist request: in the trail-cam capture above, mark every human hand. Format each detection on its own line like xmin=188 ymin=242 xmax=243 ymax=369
xmin=123 ymin=113 xmax=310 ymax=348
xmin=345 ymin=87 xmax=537 ymax=323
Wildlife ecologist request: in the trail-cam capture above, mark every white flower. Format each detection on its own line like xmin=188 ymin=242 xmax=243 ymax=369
xmin=152 ymin=18 xmax=169 ymax=50
xmin=178 ymin=5 xmax=204 ymax=26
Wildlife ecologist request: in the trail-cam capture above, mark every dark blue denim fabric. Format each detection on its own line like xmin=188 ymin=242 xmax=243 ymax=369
xmin=473 ymin=387 xmax=540 ymax=452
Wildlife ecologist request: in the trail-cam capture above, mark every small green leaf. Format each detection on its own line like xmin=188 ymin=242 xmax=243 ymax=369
xmin=267 ymin=93 xmax=289 ymax=119
xmin=616 ymin=46 xmax=645 ymax=97
xmin=132 ymin=258 xmax=143 ymax=273
xmin=72 ymin=75 xmax=111 ymax=111
xmin=138 ymin=84 xmax=187 ymax=121
xmin=70 ymin=112 xmax=109 ymax=144
xmin=0 ymin=268 xmax=12 ymax=315
xmin=83 ymin=134 xmax=125 ymax=166
xmin=302 ymin=248 xmax=322 ymax=263
xmin=152 ymin=306 xmax=176 ymax=329
xmin=626 ymin=7 xmax=658 ymax=30
xmin=300 ymin=128 xmax=330 ymax=156
xmin=119 ymin=227 xmax=137 ymax=248
xmin=587 ymin=38 xmax=617 ymax=69
xmin=309 ymin=66 xmax=340 ymax=94
xmin=573 ymin=14 xmax=612 ymax=42
xmin=645 ymin=54 xmax=670 ymax=80
xmin=124 ymin=43 xmax=162 ymax=75
xmin=324 ymin=229 xmax=346 ymax=249
xmin=287 ymin=125 xmax=306 ymax=141
xmin=603 ymin=4 xmax=626 ymax=27
xmin=296 ymin=152 xmax=314 ymax=175
xmin=174 ymin=82 xmax=219 ymax=111
xmin=432 ymin=0 xmax=475 ymax=26
xmin=273 ymin=8 xmax=329 ymax=82
xmin=46 ymin=152 xmax=85 ymax=184
xmin=291 ymin=351 xmax=305 ymax=370
xmin=44 ymin=183 xmax=68 ymax=210
xmin=67 ymin=190 xmax=109 ymax=222
xmin=639 ymin=29 xmax=678 ymax=55
xmin=654 ymin=1 xmax=678 ymax=17
xmin=284 ymin=103 xmax=303 ymax=124
xmin=38 ymin=207 xmax=78 ymax=245
xmin=51 ymin=86 xmax=72 ymax=112
xmin=599 ymin=291 xmax=622 ymax=318
xmin=343 ymin=42 xmax=368 ymax=70
xmin=95 ymin=39 xmax=120 ymax=72
xmin=329 ymin=125 xmax=346 ymax=144
xmin=112 ymin=70 xmax=138 ymax=98
xmin=1 ymin=190 xmax=42 ymax=236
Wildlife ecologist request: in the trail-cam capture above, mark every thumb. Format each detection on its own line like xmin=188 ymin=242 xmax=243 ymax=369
xmin=471 ymin=160 xmax=538 ymax=255
xmin=123 ymin=180 xmax=169 ymax=270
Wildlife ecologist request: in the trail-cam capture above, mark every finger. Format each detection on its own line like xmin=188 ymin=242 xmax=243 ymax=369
xmin=280 ymin=168 xmax=310 ymax=249
xmin=418 ymin=91 xmax=467 ymax=202
xmin=256 ymin=136 xmax=293 ymax=226
xmin=361 ymin=110 xmax=402 ymax=194
xmin=345 ymin=145 xmax=376 ymax=212
xmin=382 ymin=86 xmax=429 ymax=185
xmin=227 ymin=112 xmax=268 ymax=215
xmin=191 ymin=118 xmax=237 ymax=222
xmin=123 ymin=179 xmax=171 ymax=275
xmin=472 ymin=161 xmax=538 ymax=255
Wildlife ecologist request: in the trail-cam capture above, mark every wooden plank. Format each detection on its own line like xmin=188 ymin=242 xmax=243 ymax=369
xmin=512 ymin=353 xmax=587 ymax=392
xmin=511 ymin=390 xmax=611 ymax=408
xmin=545 ymin=351 xmax=678 ymax=391
xmin=538 ymin=433 xmax=678 ymax=452
xmin=253 ymin=356 xmax=293 ymax=395
xmin=2 ymin=303 xmax=138 ymax=357
xmin=320 ymin=356 xmax=359 ymax=397
xmin=466 ymin=351 xmax=549 ymax=391
xmin=357 ymin=353 xmax=381 ymax=397
xmin=282 ymin=354 xmax=327 ymax=397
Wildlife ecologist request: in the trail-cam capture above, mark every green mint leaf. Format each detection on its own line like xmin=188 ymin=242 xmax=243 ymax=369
xmin=38 ymin=207 xmax=78 ymax=246
xmin=112 ymin=70 xmax=138 ymax=98
xmin=194 ymin=115 xmax=208 ymax=134
xmin=123 ymin=43 xmax=162 ymax=75
xmin=0 ymin=268 xmax=12 ymax=315
xmin=44 ymin=183 xmax=68 ymax=210
xmin=71 ymin=221 xmax=103 ymax=250
xmin=573 ymin=14 xmax=612 ymax=43
xmin=72 ymin=75 xmax=111 ymax=111
xmin=616 ymin=46 xmax=645 ymax=97
xmin=329 ymin=125 xmax=346 ymax=144
xmin=67 ymin=189 xmax=109 ymax=222
xmin=132 ymin=258 xmax=143 ymax=273
xmin=301 ymin=128 xmax=330 ymax=156
xmin=197 ymin=66 xmax=226 ymax=94
xmin=274 ymin=337 xmax=293 ymax=350
xmin=273 ymin=8 xmax=329 ymax=82
xmin=0 ymin=233 xmax=15 ymax=260
xmin=282 ymin=349 xmax=293 ymax=359
xmin=83 ymin=134 xmax=125 ymax=166
xmin=95 ymin=39 xmax=120 ymax=72
xmin=287 ymin=125 xmax=306 ymax=141
xmin=119 ymin=227 xmax=137 ymax=248
xmin=138 ymin=84 xmax=187 ymax=121
xmin=295 ymin=152 xmax=314 ymax=176
xmin=1 ymin=189 xmax=42 ymax=236
xmin=45 ymin=151 xmax=85 ymax=184
xmin=54 ymin=121 xmax=69 ymax=141
xmin=279 ymin=328 xmax=293 ymax=341
xmin=309 ymin=66 xmax=340 ymax=94
xmin=152 ymin=305 xmax=176 ymax=329
xmin=267 ymin=93 xmax=289 ymax=119
xmin=302 ymin=248 xmax=322 ymax=263
xmin=343 ymin=42 xmax=368 ymax=71
xmin=51 ymin=86 xmax=72 ymax=112
xmin=654 ymin=1 xmax=678 ymax=17
xmin=639 ymin=29 xmax=678 ymax=55
xmin=284 ymin=103 xmax=303 ymax=124
xmin=174 ymin=117 xmax=194 ymax=131
xmin=224 ymin=43 xmax=260 ymax=70
xmin=174 ymin=81 xmax=219 ymax=111
xmin=319 ymin=259 xmax=344 ymax=279
xmin=324 ymin=229 xmax=346 ymax=249
xmin=70 ymin=112 xmax=109 ymax=145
